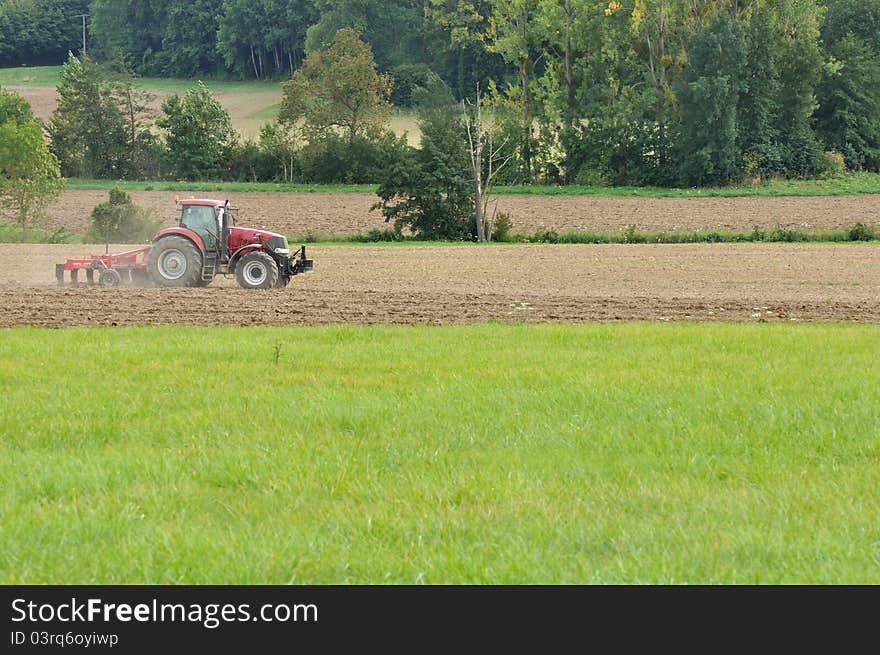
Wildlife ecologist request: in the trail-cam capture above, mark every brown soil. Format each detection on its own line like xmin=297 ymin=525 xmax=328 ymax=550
xmin=3 ymin=243 xmax=878 ymax=327
xmin=43 ymin=191 xmax=880 ymax=239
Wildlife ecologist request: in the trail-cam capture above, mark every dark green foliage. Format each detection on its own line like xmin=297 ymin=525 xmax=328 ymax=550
xmin=0 ymin=0 xmax=90 ymax=67
xmin=848 ymin=222 xmax=877 ymax=241
xmin=299 ymin=133 xmax=400 ymax=184
xmin=677 ymin=14 xmax=747 ymax=186
xmin=48 ymin=54 xmax=127 ymax=178
xmin=738 ymin=11 xmax=783 ymax=177
xmin=389 ymin=64 xmax=440 ymax=108
xmin=6 ymin=0 xmax=880 ymax=190
xmin=157 ymin=83 xmax=235 ymax=180
xmin=218 ymin=0 xmax=314 ymax=79
xmin=85 ymin=187 xmax=159 ymax=243
xmin=773 ymin=1 xmax=827 ymax=177
xmin=815 ymin=0 xmax=880 ymax=171
xmin=375 ymin=81 xmax=475 ymax=239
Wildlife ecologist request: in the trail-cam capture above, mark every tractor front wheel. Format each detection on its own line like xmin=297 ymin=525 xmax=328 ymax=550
xmin=235 ymin=251 xmax=279 ymax=290
xmin=147 ymin=236 xmax=203 ymax=288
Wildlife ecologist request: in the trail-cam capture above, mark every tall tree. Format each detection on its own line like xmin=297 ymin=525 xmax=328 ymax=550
xmin=47 ymin=53 xmax=129 ymax=178
xmin=485 ymin=0 xmax=541 ymax=180
xmin=161 ymin=0 xmax=224 ymax=77
xmin=815 ymin=0 xmax=880 ymax=171
xmin=89 ymin=0 xmax=171 ymax=73
xmin=305 ymin=0 xmax=425 ymax=71
xmin=375 ymin=80 xmax=475 ymax=240
xmin=534 ymin=0 xmax=600 ymax=182
xmin=0 ymin=89 xmax=63 ymax=241
xmin=280 ymin=29 xmax=392 ymax=147
xmin=425 ymin=0 xmax=501 ymax=99
xmin=737 ymin=5 xmax=782 ymax=177
xmin=677 ymin=12 xmax=747 ymax=185
xmin=771 ymin=0 xmax=827 ymax=176
xmin=158 ymin=83 xmax=236 ymax=180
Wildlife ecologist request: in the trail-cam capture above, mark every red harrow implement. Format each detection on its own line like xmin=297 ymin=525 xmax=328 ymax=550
xmin=56 ymin=247 xmax=150 ymax=287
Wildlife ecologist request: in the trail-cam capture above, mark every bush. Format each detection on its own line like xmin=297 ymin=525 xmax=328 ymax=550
xmin=848 ymin=222 xmax=877 ymax=241
xmin=820 ymin=151 xmax=847 ymax=178
xmin=85 ymin=187 xmax=159 ymax=244
xmin=573 ymin=167 xmax=610 ymax=187
xmin=352 ymin=228 xmax=403 ymax=242
xmin=491 ymin=213 xmax=514 ymax=242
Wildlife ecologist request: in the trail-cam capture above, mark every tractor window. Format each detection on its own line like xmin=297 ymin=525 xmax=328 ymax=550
xmin=181 ymin=205 xmax=219 ymax=248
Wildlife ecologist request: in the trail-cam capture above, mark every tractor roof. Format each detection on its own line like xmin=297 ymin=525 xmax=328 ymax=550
xmin=177 ymin=199 xmax=226 ymax=208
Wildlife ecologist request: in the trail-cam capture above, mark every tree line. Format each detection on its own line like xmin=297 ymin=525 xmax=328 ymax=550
xmin=3 ymin=0 xmax=880 ymax=186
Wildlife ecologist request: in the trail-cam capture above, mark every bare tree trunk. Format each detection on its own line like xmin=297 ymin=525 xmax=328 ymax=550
xmin=251 ymin=46 xmax=259 ymax=79
xmin=473 ymin=89 xmax=485 ymax=242
xmin=465 ymin=87 xmax=514 ymax=242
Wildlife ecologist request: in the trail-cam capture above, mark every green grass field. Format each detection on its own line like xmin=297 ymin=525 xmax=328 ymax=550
xmin=1 ymin=323 xmax=878 ymax=584
xmin=0 ymin=65 xmax=280 ymax=94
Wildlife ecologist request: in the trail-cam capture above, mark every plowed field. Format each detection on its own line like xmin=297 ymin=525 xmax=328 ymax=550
xmin=3 ymin=243 xmax=878 ymax=327
xmin=43 ymin=191 xmax=880 ymax=238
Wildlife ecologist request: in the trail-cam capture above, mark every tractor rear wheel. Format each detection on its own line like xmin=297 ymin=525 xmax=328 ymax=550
xmin=147 ymin=236 xmax=203 ymax=288
xmin=235 ymin=251 xmax=278 ymax=290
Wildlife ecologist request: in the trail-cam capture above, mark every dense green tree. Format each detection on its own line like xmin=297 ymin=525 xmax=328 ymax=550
xmin=532 ymin=0 xmax=600 ymax=182
xmin=771 ymin=0 xmax=827 ymax=176
xmin=305 ymin=0 xmax=425 ymax=71
xmin=677 ymin=13 xmax=747 ymax=185
xmin=259 ymin=122 xmax=300 ymax=182
xmin=815 ymin=0 xmax=880 ymax=171
xmin=0 ymin=0 xmax=90 ymax=67
xmin=157 ymin=82 xmax=235 ymax=180
xmin=89 ymin=0 xmax=171 ymax=73
xmin=217 ymin=0 xmax=314 ymax=79
xmin=737 ymin=6 xmax=783 ymax=177
xmin=375 ymin=80 xmax=475 ymax=239
xmin=0 ymin=89 xmax=63 ymax=240
xmin=280 ymin=29 xmax=392 ymax=146
xmin=485 ymin=0 xmax=542 ymax=180
xmin=47 ymin=54 xmax=129 ymax=178
xmin=161 ymin=0 xmax=224 ymax=78
xmin=424 ymin=0 xmax=507 ymax=100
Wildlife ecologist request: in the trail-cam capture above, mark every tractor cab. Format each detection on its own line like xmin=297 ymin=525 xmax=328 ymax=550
xmin=178 ymin=199 xmax=227 ymax=253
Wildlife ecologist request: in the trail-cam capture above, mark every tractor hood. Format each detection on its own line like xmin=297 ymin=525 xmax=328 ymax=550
xmin=227 ymin=226 xmax=289 ymax=253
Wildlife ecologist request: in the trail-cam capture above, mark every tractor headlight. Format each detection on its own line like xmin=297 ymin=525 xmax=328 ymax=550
xmin=274 ymin=247 xmax=290 ymax=255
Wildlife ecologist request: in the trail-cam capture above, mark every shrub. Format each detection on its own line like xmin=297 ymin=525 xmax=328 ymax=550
xmin=848 ymin=222 xmax=877 ymax=241
xmin=352 ymin=228 xmax=403 ymax=242
xmin=820 ymin=151 xmax=847 ymax=178
xmin=86 ymin=187 xmax=159 ymax=244
xmin=491 ymin=213 xmax=514 ymax=242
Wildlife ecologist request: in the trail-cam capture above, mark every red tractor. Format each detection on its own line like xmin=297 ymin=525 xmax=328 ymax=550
xmin=57 ymin=198 xmax=313 ymax=289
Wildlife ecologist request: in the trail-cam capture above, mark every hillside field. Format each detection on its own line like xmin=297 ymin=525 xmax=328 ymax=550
xmin=0 ymin=65 xmax=421 ymax=142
